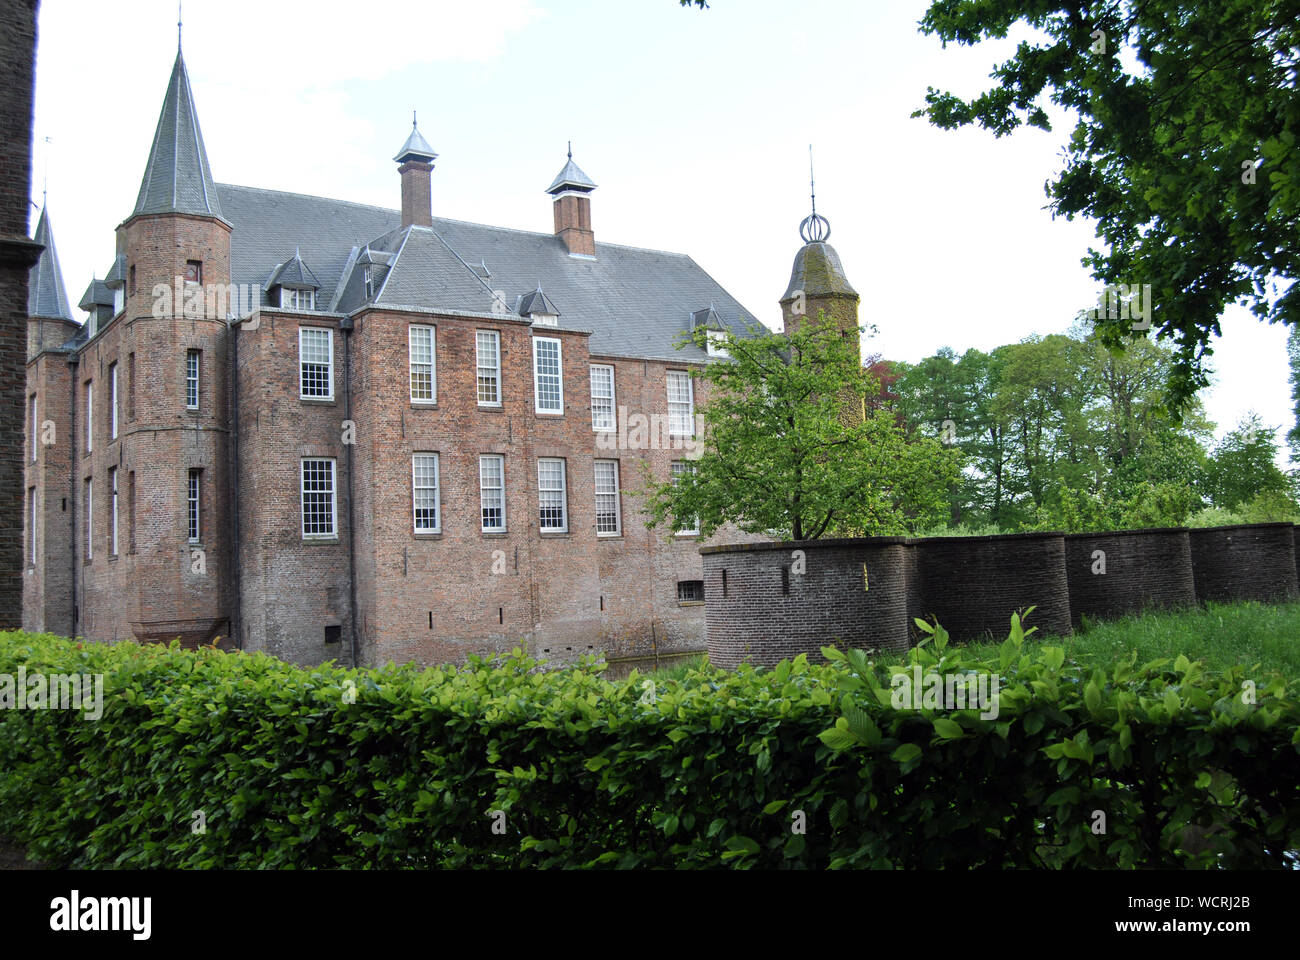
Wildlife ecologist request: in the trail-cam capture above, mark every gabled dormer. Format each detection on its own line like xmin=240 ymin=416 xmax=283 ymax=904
xmin=266 ymin=248 xmax=321 ymax=310
xmin=691 ymin=303 xmax=729 ymax=358
xmin=78 ymin=279 xmax=114 ymax=337
xmin=518 ymin=285 xmax=560 ymax=326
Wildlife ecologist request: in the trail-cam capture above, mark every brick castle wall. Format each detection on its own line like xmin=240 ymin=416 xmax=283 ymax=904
xmin=1189 ymin=523 xmax=1299 ymax=605
xmin=1064 ymin=528 xmax=1196 ymax=625
xmin=701 ymin=537 xmax=913 ymax=669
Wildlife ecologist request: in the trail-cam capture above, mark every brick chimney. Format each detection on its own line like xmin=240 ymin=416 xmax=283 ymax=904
xmin=546 ymin=145 xmax=597 ymax=257
xmin=394 ymin=116 xmax=437 ymax=228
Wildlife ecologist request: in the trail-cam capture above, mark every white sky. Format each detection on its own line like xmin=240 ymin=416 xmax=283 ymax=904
xmin=29 ymin=0 xmax=1295 ymax=461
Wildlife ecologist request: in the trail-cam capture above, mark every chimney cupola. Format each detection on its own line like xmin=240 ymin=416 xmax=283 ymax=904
xmin=395 ymin=114 xmax=437 ymax=228
xmin=546 ymin=144 xmax=597 ymax=257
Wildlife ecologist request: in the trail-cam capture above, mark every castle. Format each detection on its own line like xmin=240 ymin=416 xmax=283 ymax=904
xmin=22 ymin=48 xmax=861 ymax=669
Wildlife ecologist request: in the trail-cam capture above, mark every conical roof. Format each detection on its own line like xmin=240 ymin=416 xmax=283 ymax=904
xmin=781 ymin=240 xmax=858 ymax=302
xmin=395 ymin=121 xmax=437 ymax=163
xmin=133 ymin=52 xmax=223 ymax=220
xmin=28 ymin=207 xmax=73 ymax=320
xmin=546 ymin=154 xmax=597 ymax=195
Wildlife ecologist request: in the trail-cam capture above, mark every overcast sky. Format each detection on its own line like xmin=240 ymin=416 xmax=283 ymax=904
xmin=29 ymin=0 xmax=1295 ymax=461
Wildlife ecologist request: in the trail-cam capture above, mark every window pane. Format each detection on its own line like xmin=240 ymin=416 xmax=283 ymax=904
xmin=590 ymin=365 xmax=615 ymax=431
xmin=533 ymin=338 xmax=562 ymax=413
xmin=477 ymin=331 xmax=501 ymax=405
xmin=302 ymin=459 xmax=336 ymax=536
xmin=413 ymin=454 xmax=440 ymax=531
xmin=410 ymin=326 xmax=435 ymax=402
xmin=595 ymin=460 xmax=620 ymax=535
xmin=668 ymin=371 xmax=694 ymax=436
xmin=300 ymin=328 xmax=332 ymax=398
xmin=538 ymin=458 xmax=566 ymax=530
xmin=479 ymin=454 xmax=505 ymax=531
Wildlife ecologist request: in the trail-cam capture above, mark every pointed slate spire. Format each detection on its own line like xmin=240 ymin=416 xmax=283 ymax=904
xmin=546 ymin=143 xmax=597 ymax=195
xmin=28 ymin=207 xmax=73 ymax=321
xmin=394 ymin=114 xmax=438 ymax=164
xmin=133 ymin=51 xmax=223 ymax=219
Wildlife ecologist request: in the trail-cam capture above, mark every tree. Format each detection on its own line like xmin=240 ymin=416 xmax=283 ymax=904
xmin=1203 ymin=413 xmax=1297 ymax=510
xmin=637 ymin=313 xmax=962 ymax=541
xmin=913 ymin=0 xmax=1300 ymax=411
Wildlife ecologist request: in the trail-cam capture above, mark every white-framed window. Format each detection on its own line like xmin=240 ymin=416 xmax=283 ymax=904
xmin=29 ymin=486 xmax=37 ymax=566
xmin=109 ymin=362 xmax=119 ymax=438
xmin=667 ymin=370 xmax=695 ymax=436
xmin=187 ymin=469 xmax=200 ymax=543
xmin=301 ymin=458 xmax=337 ymax=538
xmin=299 ymin=327 xmax=334 ymax=400
xmin=363 ymin=265 xmax=376 ymax=301
xmin=594 ymin=460 xmax=621 ymax=536
xmin=671 ymin=460 xmax=700 ymax=535
xmin=283 ymin=288 xmax=315 ymax=310
xmin=533 ymin=337 xmax=563 ymax=414
xmin=85 ymin=381 xmax=93 ymax=452
xmin=412 ymin=453 xmax=441 ymax=533
xmin=186 ymin=350 xmax=200 ymax=410
xmin=84 ymin=477 xmax=93 ymax=560
xmin=590 ymin=364 xmax=615 ymax=432
xmin=409 ymin=325 xmax=436 ymax=404
xmin=479 ymin=454 xmax=505 ymax=532
xmin=113 ymin=286 xmax=124 ymax=316
xmin=110 ymin=467 xmax=119 ymax=555
xmin=476 ymin=330 xmax=501 ymax=406
xmin=706 ymin=330 xmax=729 ymax=358
xmin=29 ymin=394 xmax=37 ymax=461
xmin=537 ymin=458 xmax=567 ymax=532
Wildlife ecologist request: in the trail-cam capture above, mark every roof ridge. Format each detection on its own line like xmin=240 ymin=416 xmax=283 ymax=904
xmin=214 ymin=181 xmax=699 ymax=259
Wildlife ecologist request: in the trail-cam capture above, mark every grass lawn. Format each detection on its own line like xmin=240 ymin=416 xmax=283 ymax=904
xmin=648 ymin=599 xmax=1300 ymax=686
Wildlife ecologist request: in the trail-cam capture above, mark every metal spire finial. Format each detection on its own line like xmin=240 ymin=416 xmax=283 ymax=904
xmin=413 ymin=110 xmax=417 ymax=128
xmin=178 ymin=2 xmax=183 ymax=52
xmin=798 ymin=144 xmax=831 ymax=244
xmin=567 ymin=141 xmax=572 ymax=160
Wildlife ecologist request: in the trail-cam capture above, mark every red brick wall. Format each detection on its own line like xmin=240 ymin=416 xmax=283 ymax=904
xmin=23 ymin=349 xmax=73 ymax=635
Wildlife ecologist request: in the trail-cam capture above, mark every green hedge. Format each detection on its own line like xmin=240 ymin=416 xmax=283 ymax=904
xmin=0 ymin=621 xmax=1297 ymax=869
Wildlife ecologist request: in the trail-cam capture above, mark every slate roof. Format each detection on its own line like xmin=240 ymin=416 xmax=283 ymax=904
xmin=133 ymin=52 xmax=224 ymax=221
xmin=28 ymin=208 xmax=73 ymax=321
xmin=213 ymin=183 xmax=758 ymax=361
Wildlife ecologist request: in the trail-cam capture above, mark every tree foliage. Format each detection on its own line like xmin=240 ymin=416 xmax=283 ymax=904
xmin=914 ymin=0 xmax=1300 ymax=410
xmin=637 ymin=314 xmax=962 ymax=541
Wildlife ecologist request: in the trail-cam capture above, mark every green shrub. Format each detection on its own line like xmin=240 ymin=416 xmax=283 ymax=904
xmin=0 ymin=627 xmax=1296 ymax=869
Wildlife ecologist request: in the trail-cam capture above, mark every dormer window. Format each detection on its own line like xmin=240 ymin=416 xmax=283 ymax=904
xmin=531 ymin=313 xmax=558 ymax=327
xmin=282 ymin=288 xmax=316 ymax=311
xmin=363 ymin=266 xmax=375 ymax=301
xmin=112 ymin=287 xmax=124 ymax=316
xmin=707 ymin=330 xmax=729 ymax=358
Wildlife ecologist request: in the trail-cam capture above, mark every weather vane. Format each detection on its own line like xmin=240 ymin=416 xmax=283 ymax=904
xmin=799 ymin=144 xmax=831 ymax=244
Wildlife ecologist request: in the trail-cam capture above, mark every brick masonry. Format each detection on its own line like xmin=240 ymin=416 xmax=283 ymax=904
xmin=702 ymin=523 xmax=1300 ymax=668
xmin=1188 ymin=523 xmax=1299 ymax=605
xmin=1 ymin=0 xmax=40 ymax=629
xmin=1064 ymin=527 xmax=1197 ymax=625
